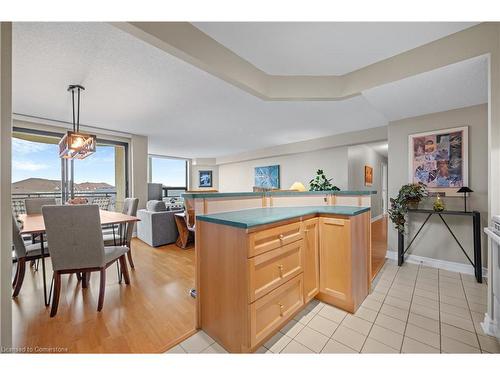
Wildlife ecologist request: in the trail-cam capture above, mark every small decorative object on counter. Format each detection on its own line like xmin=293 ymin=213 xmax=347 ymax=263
xmin=309 ymin=169 xmax=340 ymax=191
xmin=289 ymin=181 xmax=307 ymax=192
xmin=433 ymin=194 xmax=445 ymax=212
xmin=388 ymin=182 xmax=427 ymax=233
xmin=457 ymin=186 xmax=473 ymax=212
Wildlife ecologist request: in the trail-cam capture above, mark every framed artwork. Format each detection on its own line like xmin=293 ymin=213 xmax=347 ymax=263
xmin=364 ymin=166 xmax=373 ymax=186
xmin=198 ymin=170 xmax=213 ymax=188
xmin=254 ymin=165 xmax=280 ymax=189
xmin=408 ymin=126 xmax=468 ymax=196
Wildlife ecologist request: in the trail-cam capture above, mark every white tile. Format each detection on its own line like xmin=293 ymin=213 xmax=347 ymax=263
xmin=361 ymin=296 xmax=383 ymax=312
xmin=441 ymin=323 xmax=479 ymax=348
xmin=342 ymin=315 xmax=373 ymax=336
xmin=478 ymin=335 xmax=500 ymax=353
xmin=307 ymin=314 xmax=339 ymax=337
xmin=441 ymin=336 xmax=481 ymax=353
xmin=440 ymin=312 xmax=475 ymax=333
xmin=410 ymin=303 xmax=439 ymax=321
xmin=380 ymin=304 xmax=408 ymax=322
xmin=440 ymin=301 xmax=471 ymax=319
xmin=321 ymin=339 xmax=358 ymax=353
xmin=407 ymin=312 xmax=439 ymax=333
xmin=165 ymin=344 xmax=186 ymax=353
xmin=368 ymin=324 xmax=403 ymax=350
xmin=293 ymin=307 xmax=318 ymax=325
xmin=404 ymin=324 xmax=440 ymax=349
xmin=202 ymin=342 xmax=228 ymax=353
xmin=374 ymin=313 xmax=407 ymax=335
xmin=317 ymin=304 xmax=347 ymax=323
xmin=331 ymin=326 xmax=367 ymax=352
xmin=281 ymin=340 xmax=314 ymax=353
xmin=280 ymin=319 xmax=305 ymax=338
xmin=294 ymin=326 xmax=329 ymax=353
xmin=384 ymin=295 xmax=411 ymax=311
xmin=353 ymin=306 xmax=378 ymax=322
xmin=401 ymin=337 xmax=440 ymax=353
xmin=180 ymin=331 xmax=214 ymax=353
xmin=361 ymin=337 xmax=399 ymax=353
xmin=263 ymin=332 xmax=292 ymax=353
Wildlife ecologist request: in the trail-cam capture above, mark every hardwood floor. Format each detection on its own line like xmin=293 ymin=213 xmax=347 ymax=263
xmin=12 ymin=238 xmax=196 ymax=353
xmin=371 ymin=215 xmax=388 ymax=280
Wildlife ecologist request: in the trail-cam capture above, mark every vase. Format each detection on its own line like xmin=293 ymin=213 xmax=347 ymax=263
xmin=407 ymin=199 xmax=419 ymax=209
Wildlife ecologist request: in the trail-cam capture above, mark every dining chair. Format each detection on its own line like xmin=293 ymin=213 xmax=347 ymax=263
xmin=42 ymin=204 xmax=131 ymax=317
xmin=25 ymin=198 xmax=57 ymax=214
xmin=11 ymin=214 xmax=50 ymax=297
xmin=103 ymin=197 xmax=139 ymax=268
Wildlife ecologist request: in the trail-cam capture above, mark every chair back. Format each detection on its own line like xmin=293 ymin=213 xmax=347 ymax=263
xmin=42 ymin=204 xmax=105 ymax=271
xmin=11 ymin=214 xmax=27 ymax=259
xmin=123 ymin=197 xmax=139 ymax=245
xmin=25 ymin=198 xmax=57 ymax=215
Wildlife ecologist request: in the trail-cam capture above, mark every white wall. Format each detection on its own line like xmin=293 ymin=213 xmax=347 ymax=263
xmin=131 ymin=135 xmax=148 ymax=209
xmin=348 ymin=144 xmax=387 ymax=218
xmin=388 ymin=104 xmax=488 ymax=266
xmin=218 ymin=146 xmax=349 ymax=192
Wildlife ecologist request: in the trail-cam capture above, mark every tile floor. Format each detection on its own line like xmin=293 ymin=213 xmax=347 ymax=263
xmin=166 ymin=261 xmax=500 ymax=354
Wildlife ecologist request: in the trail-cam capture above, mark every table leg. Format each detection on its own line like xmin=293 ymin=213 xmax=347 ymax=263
xmin=40 ymin=233 xmax=49 ymax=306
xmin=397 ymin=231 xmax=404 ymax=266
xmin=473 ymin=211 xmax=482 ymax=283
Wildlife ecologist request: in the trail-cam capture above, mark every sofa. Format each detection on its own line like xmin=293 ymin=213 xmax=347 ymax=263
xmin=137 ymin=200 xmax=182 ymax=247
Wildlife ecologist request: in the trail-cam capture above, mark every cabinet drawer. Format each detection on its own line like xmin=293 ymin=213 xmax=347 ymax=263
xmin=248 ymin=240 xmax=304 ymax=302
xmin=250 ymin=274 xmax=304 ymax=348
xmin=248 ymin=221 xmax=302 ymax=257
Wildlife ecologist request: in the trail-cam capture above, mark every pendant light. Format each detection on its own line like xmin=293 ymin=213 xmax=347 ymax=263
xmin=58 ymin=84 xmax=96 ymax=159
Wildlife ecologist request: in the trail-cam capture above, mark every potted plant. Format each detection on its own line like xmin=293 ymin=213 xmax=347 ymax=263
xmin=388 ymin=182 xmax=427 ymax=233
xmin=309 ymin=169 xmax=340 ymax=191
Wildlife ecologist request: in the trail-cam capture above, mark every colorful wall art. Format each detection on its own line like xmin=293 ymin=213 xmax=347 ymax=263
xmin=254 ymin=165 xmax=280 ymax=189
xmin=409 ymin=126 xmax=468 ymax=193
xmin=364 ymin=165 xmax=373 ymax=186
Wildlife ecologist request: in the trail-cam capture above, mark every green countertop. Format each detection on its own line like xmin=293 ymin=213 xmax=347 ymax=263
xmin=196 ymin=206 xmax=370 ymax=229
xmin=182 ymin=190 xmax=376 ymax=199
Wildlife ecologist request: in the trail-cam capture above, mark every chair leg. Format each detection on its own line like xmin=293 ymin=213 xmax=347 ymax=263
xmin=12 ymin=262 xmax=19 ymax=288
xmin=97 ymin=268 xmax=106 ymax=312
xmin=126 ymin=249 xmax=135 ymax=269
xmin=50 ymin=272 xmax=61 ymax=317
xmin=76 ymin=272 xmax=82 ymax=281
xmin=119 ymin=255 xmax=130 ymax=285
xmin=82 ymin=272 xmax=90 ymax=288
xmin=12 ymin=259 xmax=26 ymax=298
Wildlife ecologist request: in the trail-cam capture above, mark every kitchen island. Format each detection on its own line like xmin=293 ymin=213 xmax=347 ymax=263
xmin=195 ymin=205 xmax=371 ymax=353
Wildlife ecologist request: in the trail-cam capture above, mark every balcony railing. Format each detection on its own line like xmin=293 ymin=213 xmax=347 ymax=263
xmin=12 ymin=191 xmax=117 ymax=218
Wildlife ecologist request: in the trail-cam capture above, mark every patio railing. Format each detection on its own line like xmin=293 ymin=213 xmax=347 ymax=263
xmin=12 ymin=191 xmax=117 ymax=218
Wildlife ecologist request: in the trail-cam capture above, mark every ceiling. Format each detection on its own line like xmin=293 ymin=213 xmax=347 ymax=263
xmin=193 ymin=22 xmax=478 ymax=75
xmin=13 ymin=22 xmax=487 ymax=159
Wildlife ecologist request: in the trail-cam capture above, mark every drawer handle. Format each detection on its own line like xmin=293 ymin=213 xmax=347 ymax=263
xmin=278 ymin=234 xmax=284 ymax=240
xmin=279 ymin=303 xmax=284 ymax=316
xmin=278 ymin=264 xmax=284 ymax=277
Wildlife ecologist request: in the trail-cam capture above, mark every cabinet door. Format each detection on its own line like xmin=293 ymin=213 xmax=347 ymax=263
xmin=319 ymin=217 xmax=351 ymax=307
xmin=303 ymin=218 xmax=319 ymax=303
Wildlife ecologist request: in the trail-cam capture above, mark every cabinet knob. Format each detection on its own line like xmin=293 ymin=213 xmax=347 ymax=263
xmin=278 ymin=264 xmax=283 ymax=277
xmin=279 ymin=303 xmax=284 ymax=316
xmin=279 ymin=234 xmax=284 ymax=240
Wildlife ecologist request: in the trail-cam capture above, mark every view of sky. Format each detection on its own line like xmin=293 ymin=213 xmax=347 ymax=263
xmin=151 ymin=157 xmax=187 ymax=187
xmin=12 ymin=137 xmax=116 ymax=185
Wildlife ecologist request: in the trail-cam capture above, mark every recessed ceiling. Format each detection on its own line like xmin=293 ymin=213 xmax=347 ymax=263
xmin=13 ymin=22 xmax=487 ymax=159
xmin=362 ymin=55 xmax=488 ymax=122
xmin=193 ymin=22 xmax=478 ymax=75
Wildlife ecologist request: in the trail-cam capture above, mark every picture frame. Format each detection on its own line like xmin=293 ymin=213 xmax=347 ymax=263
xmin=254 ymin=165 xmax=280 ymax=189
xmin=198 ymin=170 xmax=213 ymax=188
xmin=408 ymin=126 xmax=468 ymax=196
xmin=364 ymin=165 xmax=373 ymax=186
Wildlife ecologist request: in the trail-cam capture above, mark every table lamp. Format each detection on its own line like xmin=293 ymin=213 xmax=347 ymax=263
xmin=289 ymin=182 xmax=307 ymax=192
xmin=457 ymin=186 xmax=473 ymax=212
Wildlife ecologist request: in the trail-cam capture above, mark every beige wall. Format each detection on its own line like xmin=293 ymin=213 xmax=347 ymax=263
xmin=131 ymin=135 xmax=148 ymax=209
xmin=0 ymin=22 xmax=12 ymax=349
xmin=218 ymin=146 xmax=349 ymax=192
xmin=190 ymin=158 xmax=219 ymax=191
xmin=348 ymin=144 xmax=387 ymax=218
xmin=388 ymin=104 xmax=488 ymax=266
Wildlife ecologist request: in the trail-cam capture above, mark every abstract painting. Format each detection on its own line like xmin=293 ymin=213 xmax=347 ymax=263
xmin=364 ymin=166 xmax=373 ymax=186
xmin=198 ymin=170 xmax=213 ymax=188
xmin=409 ymin=126 xmax=468 ymax=194
xmin=254 ymin=165 xmax=280 ymax=189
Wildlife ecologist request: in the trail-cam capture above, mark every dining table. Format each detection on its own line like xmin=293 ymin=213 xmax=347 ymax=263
xmin=18 ymin=209 xmax=140 ymax=307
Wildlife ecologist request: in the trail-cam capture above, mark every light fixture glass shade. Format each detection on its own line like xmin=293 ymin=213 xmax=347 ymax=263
xmin=289 ymin=181 xmax=307 ymax=192
xmin=58 ymin=131 xmax=96 ymax=160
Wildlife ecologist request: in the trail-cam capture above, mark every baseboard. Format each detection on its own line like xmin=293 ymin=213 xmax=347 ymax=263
xmin=386 ymin=250 xmax=488 ymax=277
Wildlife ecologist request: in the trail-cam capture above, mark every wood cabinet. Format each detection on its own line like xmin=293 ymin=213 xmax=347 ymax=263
xmin=317 ymin=213 xmax=370 ymax=313
xmin=197 ymin=210 xmax=370 ymax=352
xmin=302 ymin=218 xmax=319 ymax=303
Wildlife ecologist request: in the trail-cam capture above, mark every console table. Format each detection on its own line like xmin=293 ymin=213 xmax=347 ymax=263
xmin=397 ymin=209 xmax=482 ymax=283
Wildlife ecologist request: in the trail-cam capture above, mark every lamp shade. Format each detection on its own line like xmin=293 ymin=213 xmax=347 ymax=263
xmin=289 ymin=182 xmax=307 ymax=192
xmin=58 ymin=131 xmax=96 ymax=160
xmin=457 ymin=187 xmax=473 ymax=193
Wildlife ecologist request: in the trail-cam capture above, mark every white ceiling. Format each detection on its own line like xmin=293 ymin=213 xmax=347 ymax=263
xmin=362 ymin=55 xmax=488 ymax=121
xmin=193 ymin=22 xmax=478 ymax=75
xmin=13 ymin=22 xmax=487 ymax=159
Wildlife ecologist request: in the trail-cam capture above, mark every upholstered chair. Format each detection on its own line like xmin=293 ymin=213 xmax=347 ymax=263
xmin=42 ymin=204 xmax=130 ymax=317
xmin=25 ymin=198 xmax=57 ymax=214
xmin=103 ymin=197 xmax=139 ymax=268
xmin=11 ymin=214 xmax=50 ymax=297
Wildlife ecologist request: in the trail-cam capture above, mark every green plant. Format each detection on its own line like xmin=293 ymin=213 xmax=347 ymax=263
xmin=388 ymin=182 xmax=427 ymax=233
xmin=309 ymin=169 xmax=340 ymax=191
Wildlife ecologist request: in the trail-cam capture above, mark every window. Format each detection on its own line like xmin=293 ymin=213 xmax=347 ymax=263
xmin=149 ymin=156 xmax=188 ymax=197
